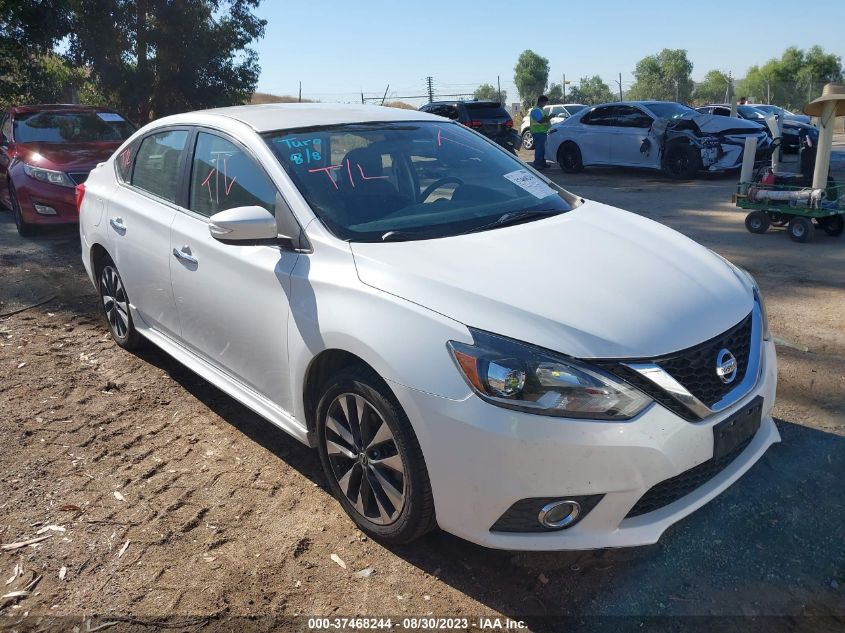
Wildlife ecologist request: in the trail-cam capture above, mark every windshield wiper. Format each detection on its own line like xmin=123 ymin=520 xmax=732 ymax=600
xmin=380 ymin=230 xmax=427 ymax=242
xmin=459 ymin=209 xmax=562 ymax=235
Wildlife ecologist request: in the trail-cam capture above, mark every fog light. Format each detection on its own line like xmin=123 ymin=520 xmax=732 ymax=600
xmin=33 ymin=204 xmax=57 ymax=215
xmin=538 ymin=500 xmax=581 ymax=529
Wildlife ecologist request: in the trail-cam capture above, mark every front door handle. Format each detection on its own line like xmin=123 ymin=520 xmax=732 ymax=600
xmin=109 ymin=217 xmax=125 ymax=232
xmin=172 ymin=246 xmax=198 ymax=265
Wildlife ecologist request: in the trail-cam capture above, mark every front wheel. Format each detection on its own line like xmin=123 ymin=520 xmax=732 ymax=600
xmin=663 ymin=143 xmax=701 ymax=180
xmin=9 ymin=182 xmax=37 ymax=237
xmin=745 ymin=211 xmax=770 ymax=234
xmin=316 ymin=366 xmax=435 ymax=544
xmin=521 ymin=129 xmax=534 ymax=150
xmin=557 ymin=142 xmax=584 ymax=173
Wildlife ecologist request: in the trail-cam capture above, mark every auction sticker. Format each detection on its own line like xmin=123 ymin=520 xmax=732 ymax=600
xmin=503 ymin=169 xmax=556 ymax=199
xmin=97 ymin=112 xmax=125 ymax=122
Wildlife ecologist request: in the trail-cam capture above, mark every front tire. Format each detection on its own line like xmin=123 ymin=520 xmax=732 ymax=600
xmin=97 ymin=256 xmax=143 ymax=349
xmin=557 ymin=142 xmax=584 ymax=173
xmin=819 ymin=215 xmax=843 ymax=237
xmin=316 ymin=366 xmax=435 ymax=544
xmin=745 ymin=211 xmax=770 ymax=234
xmin=663 ymin=143 xmax=701 ymax=180
xmin=521 ymin=129 xmax=534 ymax=150
xmin=9 ymin=182 xmax=37 ymax=237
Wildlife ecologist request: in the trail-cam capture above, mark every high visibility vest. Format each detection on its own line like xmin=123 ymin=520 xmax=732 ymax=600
xmin=529 ymin=107 xmax=550 ymax=134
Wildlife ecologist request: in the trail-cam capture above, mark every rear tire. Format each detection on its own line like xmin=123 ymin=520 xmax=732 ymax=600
xmin=9 ymin=182 xmax=37 ymax=237
xmin=787 ymin=216 xmax=815 ymax=243
xmin=663 ymin=143 xmax=701 ymax=180
xmin=521 ymin=130 xmax=534 ymax=150
xmin=96 ymin=255 xmax=143 ymax=349
xmin=557 ymin=142 xmax=584 ymax=173
xmin=745 ymin=211 xmax=770 ymax=234
xmin=819 ymin=215 xmax=843 ymax=237
xmin=316 ymin=365 xmax=436 ymax=545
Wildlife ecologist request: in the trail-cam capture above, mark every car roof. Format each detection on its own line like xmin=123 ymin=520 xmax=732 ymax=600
xmin=10 ymin=104 xmax=121 ymax=115
xmin=158 ymin=103 xmax=437 ymax=133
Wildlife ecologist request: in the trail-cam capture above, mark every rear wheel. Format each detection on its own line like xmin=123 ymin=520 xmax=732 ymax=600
xmin=316 ymin=366 xmax=435 ymax=544
xmin=745 ymin=211 xmax=770 ymax=234
xmin=787 ymin=216 xmax=815 ymax=243
xmin=663 ymin=143 xmax=701 ymax=180
xmin=521 ymin=130 xmax=534 ymax=150
xmin=557 ymin=142 xmax=583 ymax=173
xmin=819 ymin=215 xmax=843 ymax=237
xmin=9 ymin=182 xmax=37 ymax=237
xmin=97 ymin=256 xmax=143 ymax=349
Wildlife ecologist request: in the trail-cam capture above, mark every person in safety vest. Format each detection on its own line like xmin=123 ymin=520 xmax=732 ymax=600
xmin=529 ymin=95 xmax=551 ymax=169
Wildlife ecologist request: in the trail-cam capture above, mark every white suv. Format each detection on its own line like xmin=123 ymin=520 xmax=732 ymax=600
xmin=520 ymin=103 xmax=586 ymax=149
xmin=78 ymin=104 xmax=778 ymax=550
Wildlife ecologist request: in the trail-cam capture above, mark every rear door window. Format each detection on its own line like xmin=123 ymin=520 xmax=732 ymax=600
xmin=131 ymin=129 xmax=189 ymax=203
xmin=188 ymin=132 xmax=277 ymax=218
xmin=614 ymin=106 xmax=653 ymax=128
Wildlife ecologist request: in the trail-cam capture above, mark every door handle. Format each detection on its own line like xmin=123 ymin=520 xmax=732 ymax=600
xmin=172 ymin=246 xmax=198 ymax=265
xmin=109 ymin=217 xmax=125 ymax=231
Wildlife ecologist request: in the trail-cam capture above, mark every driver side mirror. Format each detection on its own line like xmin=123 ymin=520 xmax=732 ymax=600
xmin=208 ymin=205 xmax=288 ymax=243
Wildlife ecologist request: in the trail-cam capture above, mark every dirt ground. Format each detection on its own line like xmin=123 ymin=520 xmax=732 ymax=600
xmin=0 ymin=144 xmax=843 ymax=633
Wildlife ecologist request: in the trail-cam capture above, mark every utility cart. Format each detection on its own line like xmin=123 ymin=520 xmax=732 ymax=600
xmin=735 ymin=179 xmax=844 ymax=242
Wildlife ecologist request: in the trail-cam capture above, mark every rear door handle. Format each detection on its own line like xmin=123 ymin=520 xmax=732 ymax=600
xmin=109 ymin=217 xmax=125 ymax=231
xmin=172 ymin=246 xmax=198 ymax=265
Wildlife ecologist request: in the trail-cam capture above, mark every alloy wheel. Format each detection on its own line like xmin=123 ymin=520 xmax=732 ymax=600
xmin=323 ymin=392 xmax=406 ymax=525
xmin=100 ymin=265 xmax=130 ymax=339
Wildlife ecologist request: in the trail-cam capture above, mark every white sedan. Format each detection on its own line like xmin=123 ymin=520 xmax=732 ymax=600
xmin=78 ymin=103 xmax=778 ymax=550
xmin=545 ymin=101 xmax=772 ymax=179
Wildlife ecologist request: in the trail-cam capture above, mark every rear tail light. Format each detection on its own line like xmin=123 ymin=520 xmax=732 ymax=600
xmin=504 ymin=119 xmax=513 ymax=128
xmin=75 ymin=183 xmax=86 ymax=212
xmin=467 ymin=120 xmax=483 ymax=128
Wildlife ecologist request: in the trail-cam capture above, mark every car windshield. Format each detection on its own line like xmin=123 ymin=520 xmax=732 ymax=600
xmin=737 ymin=106 xmax=768 ymax=120
xmin=646 ymin=102 xmax=698 ymax=119
xmin=464 ymin=103 xmax=509 ymax=120
xmin=14 ymin=111 xmax=135 ymax=143
xmin=264 ymin=121 xmax=574 ymax=241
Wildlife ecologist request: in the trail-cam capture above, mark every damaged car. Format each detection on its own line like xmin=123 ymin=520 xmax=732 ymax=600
xmin=546 ymin=101 xmax=771 ymax=179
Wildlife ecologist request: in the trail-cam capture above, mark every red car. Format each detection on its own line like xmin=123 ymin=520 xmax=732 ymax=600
xmin=0 ymin=104 xmax=136 ymax=236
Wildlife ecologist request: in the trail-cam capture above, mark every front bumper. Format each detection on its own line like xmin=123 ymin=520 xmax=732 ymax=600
xmin=12 ymin=172 xmax=80 ymax=225
xmin=391 ymin=338 xmax=778 ymax=551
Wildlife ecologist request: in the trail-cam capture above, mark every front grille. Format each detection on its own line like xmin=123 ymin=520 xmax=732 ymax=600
xmin=625 ymin=426 xmax=757 ymax=518
xmin=655 ymin=313 xmax=752 ymax=407
xmin=68 ymin=171 xmax=90 ymax=185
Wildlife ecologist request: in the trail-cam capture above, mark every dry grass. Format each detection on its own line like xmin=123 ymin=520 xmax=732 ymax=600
xmin=250 ymin=92 xmax=315 ymax=104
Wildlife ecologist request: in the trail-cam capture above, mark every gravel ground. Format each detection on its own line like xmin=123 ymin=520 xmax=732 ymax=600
xmin=0 ymin=144 xmax=843 ymax=632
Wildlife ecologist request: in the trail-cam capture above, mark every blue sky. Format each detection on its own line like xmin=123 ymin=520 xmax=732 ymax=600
xmin=252 ymin=0 xmax=844 ymax=106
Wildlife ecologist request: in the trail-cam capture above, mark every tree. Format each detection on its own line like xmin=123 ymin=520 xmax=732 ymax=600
xmin=740 ymin=46 xmax=842 ymax=109
xmin=66 ymin=0 xmax=267 ymax=122
xmin=547 ymin=83 xmax=563 ymax=104
xmin=514 ymin=50 xmax=549 ymax=108
xmin=473 ymin=83 xmax=506 ymax=103
xmin=0 ymin=0 xmax=73 ymax=106
xmin=568 ymin=75 xmax=615 ymax=105
xmin=693 ymin=70 xmax=731 ymax=105
xmin=627 ymin=49 xmax=694 ymax=102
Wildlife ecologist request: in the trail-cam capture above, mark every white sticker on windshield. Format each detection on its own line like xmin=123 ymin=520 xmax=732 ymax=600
xmin=503 ymin=169 xmax=556 ymax=199
xmin=97 ymin=112 xmax=125 ymax=122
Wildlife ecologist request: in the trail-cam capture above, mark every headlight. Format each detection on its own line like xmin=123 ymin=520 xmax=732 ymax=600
xmin=447 ymin=329 xmax=651 ymax=420
xmin=22 ymin=163 xmax=75 ymax=188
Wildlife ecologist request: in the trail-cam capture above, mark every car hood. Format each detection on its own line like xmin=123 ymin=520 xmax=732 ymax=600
xmin=350 ymin=201 xmax=752 ymax=359
xmin=685 ymin=113 xmax=765 ymax=135
xmin=15 ymin=142 xmax=121 ymax=170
